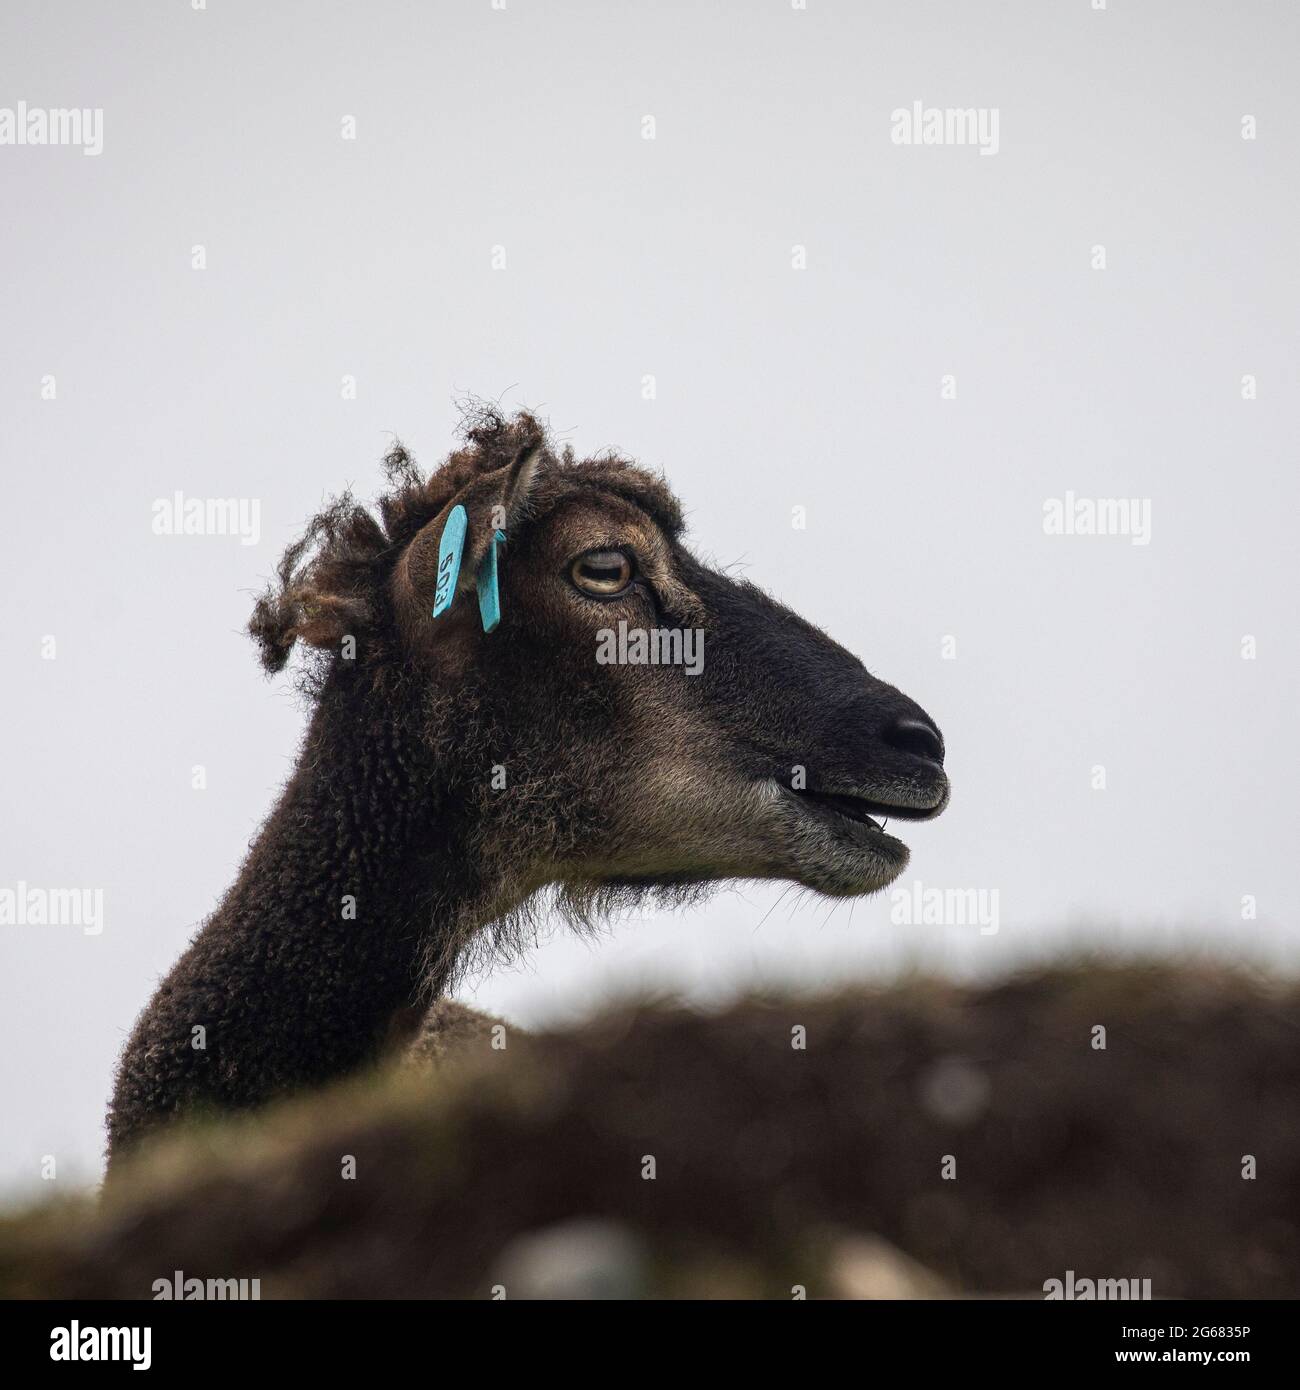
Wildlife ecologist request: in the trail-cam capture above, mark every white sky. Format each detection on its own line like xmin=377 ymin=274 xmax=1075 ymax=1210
xmin=1 ymin=0 xmax=1296 ymax=1197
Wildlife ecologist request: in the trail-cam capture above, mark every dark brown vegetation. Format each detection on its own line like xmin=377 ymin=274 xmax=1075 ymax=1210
xmin=7 ymin=961 xmax=1298 ymax=1299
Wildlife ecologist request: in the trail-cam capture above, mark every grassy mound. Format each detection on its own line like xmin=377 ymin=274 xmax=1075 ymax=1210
xmin=3 ymin=961 xmax=1297 ymax=1299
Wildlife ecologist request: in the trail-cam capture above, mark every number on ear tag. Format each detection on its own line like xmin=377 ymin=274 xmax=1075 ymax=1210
xmin=432 ymin=504 xmax=468 ymax=618
xmin=477 ymin=530 xmax=506 ymax=633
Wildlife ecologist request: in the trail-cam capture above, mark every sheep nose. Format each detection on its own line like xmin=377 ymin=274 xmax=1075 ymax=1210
xmin=884 ymin=716 xmax=945 ymax=769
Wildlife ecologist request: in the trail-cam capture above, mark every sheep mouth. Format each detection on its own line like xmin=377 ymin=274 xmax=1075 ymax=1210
xmin=785 ymin=786 xmax=945 ymax=831
xmin=792 ymin=790 xmax=885 ymax=830
xmin=753 ymin=775 xmax=949 ymax=895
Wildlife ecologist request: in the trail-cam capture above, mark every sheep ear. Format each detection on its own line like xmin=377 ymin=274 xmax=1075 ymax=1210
xmin=460 ymin=445 xmax=542 ymax=631
xmin=498 ymin=444 xmax=542 ymax=531
xmin=400 ymin=445 xmax=544 ymax=627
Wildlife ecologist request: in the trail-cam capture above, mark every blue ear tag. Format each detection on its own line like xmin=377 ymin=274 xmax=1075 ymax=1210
xmin=476 ymin=530 xmax=506 ymax=633
xmin=431 ymin=504 xmax=468 ymax=618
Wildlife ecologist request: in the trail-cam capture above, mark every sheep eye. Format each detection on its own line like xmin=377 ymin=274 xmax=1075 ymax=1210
xmin=571 ymin=550 xmax=633 ymax=596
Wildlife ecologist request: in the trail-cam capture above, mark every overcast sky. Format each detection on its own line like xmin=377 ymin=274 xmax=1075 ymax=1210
xmin=2 ymin=0 xmax=1297 ymax=1196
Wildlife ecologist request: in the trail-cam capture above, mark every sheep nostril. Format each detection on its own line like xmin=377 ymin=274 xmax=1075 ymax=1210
xmin=885 ymin=716 xmax=945 ymax=768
